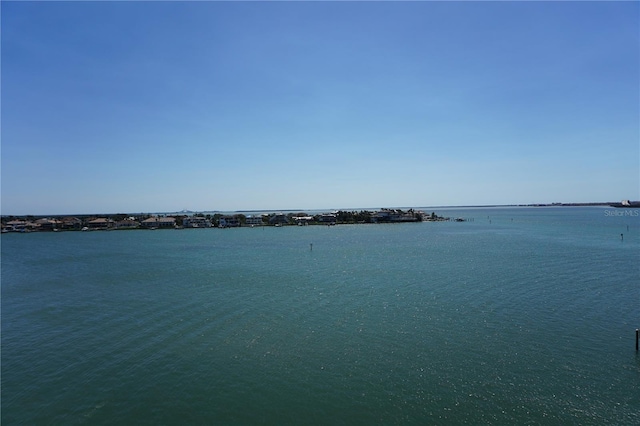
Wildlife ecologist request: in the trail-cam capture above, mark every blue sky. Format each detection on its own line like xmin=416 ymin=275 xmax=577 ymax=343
xmin=2 ymin=1 xmax=638 ymax=215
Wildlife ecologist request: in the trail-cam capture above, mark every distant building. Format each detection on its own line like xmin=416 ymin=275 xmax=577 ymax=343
xmin=2 ymin=220 xmax=37 ymax=232
xmin=141 ymin=217 xmax=176 ymax=229
xmin=318 ymin=214 xmax=336 ymax=224
xmin=371 ymin=209 xmax=420 ymax=223
xmin=269 ymin=214 xmax=290 ymax=226
xmin=183 ymin=216 xmax=212 ymax=228
xmin=219 ymin=216 xmax=240 ymax=228
xmin=87 ymin=218 xmax=114 ymax=229
xmin=116 ymin=219 xmax=139 ymax=229
xmin=293 ymin=216 xmax=314 ymax=225
xmin=35 ymin=218 xmax=62 ymax=231
xmin=160 ymin=217 xmax=176 ymax=228
xmin=61 ymin=217 xmax=83 ymax=230
xmin=372 ymin=211 xmax=392 ymax=223
xmin=5 ymin=220 xmax=27 ymax=228
xmin=245 ymin=215 xmax=264 ymax=226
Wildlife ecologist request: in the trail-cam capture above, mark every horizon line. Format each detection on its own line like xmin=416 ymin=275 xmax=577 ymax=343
xmin=0 ymin=201 xmax=628 ymax=218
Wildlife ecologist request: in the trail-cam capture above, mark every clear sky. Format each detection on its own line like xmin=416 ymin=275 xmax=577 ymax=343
xmin=2 ymin=1 xmax=638 ymax=215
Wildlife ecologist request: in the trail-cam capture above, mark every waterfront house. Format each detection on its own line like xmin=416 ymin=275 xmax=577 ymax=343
xmin=372 ymin=211 xmax=391 ymax=222
xmin=141 ymin=217 xmax=157 ymax=228
xmin=2 ymin=220 xmax=37 ymax=232
xmin=160 ymin=217 xmax=176 ymax=228
xmin=269 ymin=214 xmax=290 ymax=226
xmin=245 ymin=215 xmax=264 ymax=226
xmin=372 ymin=209 xmax=420 ymax=223
xmin=116 ymin=219 xmax=140 ymax=229
xmin=142 ymin=217 xmax=176 ymax=229
xmin=61 ymin=217 xmax=83 ymax=230
xmin=183 ymin=216 xmax=212 ymax=228
xmin=293 ymin=216 xmax=314 ymax=225
xmin=219 ymin=216 xmax=240 ymax=228
xmin=318 ymin=213 xmax=337 ymax=224
xmin=35 ymin=218 xmax=62 ymax=231
xmin=87 ymin=218 xmax=114 ymax=230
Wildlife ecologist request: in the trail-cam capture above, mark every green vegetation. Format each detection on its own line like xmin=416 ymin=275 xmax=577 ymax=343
xmin=1 ymin=209 xmax=453 ymax=232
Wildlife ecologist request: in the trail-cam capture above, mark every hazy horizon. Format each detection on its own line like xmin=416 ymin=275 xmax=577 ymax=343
xmin=2 ymin=1 xmax=638 ymax=216
xmin=1 ymin=201 xmax=631 ymax=218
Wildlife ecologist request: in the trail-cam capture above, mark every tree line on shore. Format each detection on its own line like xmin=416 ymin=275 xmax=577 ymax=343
xmin=1 ymin=209 xmax=451 ymax=232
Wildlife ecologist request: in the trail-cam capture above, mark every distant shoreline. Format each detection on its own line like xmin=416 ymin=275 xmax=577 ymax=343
xmin=0 ymin=201 xmax=640 ymax=218
xmin=1 ymin=201 xmax=636 ymax=219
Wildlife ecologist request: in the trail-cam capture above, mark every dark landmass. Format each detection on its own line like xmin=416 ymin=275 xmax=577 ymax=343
xmin=1 ymin=209 xmax=459 ymax=233
xmin=3 ymin=201 xmax=638 ymax=233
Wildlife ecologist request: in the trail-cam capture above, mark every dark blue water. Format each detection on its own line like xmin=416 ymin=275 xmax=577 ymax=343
xmin=2 ymin=207 xmax=639 ymax=424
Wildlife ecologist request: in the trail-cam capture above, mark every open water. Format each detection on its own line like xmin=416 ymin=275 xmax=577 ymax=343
xmin=2 ymin=207 xmax=639 ymax=425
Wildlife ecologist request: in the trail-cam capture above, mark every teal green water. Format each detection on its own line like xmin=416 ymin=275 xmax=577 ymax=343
xmin=2 ymin=207 xmax=639 ymax=424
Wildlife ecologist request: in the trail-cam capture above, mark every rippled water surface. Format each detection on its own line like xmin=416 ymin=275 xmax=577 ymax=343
xmin=2 ymin=207 xmax=639 ymax=424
